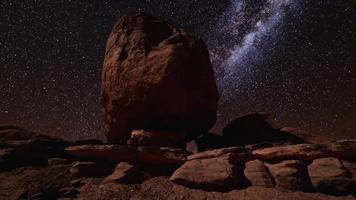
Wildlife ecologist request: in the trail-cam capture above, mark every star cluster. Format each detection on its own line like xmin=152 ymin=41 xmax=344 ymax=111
xmin=1 ymin=0 xmax=355 ymax=140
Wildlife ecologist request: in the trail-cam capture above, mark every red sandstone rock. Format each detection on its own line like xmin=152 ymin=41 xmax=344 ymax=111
xmin=170 ymin=153 xmax=244 ymax=191
xmin=187 ymin=146 xmax=248 ymax=161
xmin=101 ymin=12 xmax=219 ymax=142
xmin=252 ymin=143 xmax=331 ymax=161
xmin=244 ymin=160 xmax=274 ymax=187
xmin=327 ymin=140 xmax=356 ymax=159
xmin=308 ymin=157 xmax=354 ymax=195
xmin=65 ymin=144 xmax=187 ymax=165
xmin=266 ymin=160 xmax=312 ymax=191
xmin=103 ymin=162 xmax=141 ymax=183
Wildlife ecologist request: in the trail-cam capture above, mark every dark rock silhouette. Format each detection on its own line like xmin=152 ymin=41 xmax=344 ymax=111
xmin=222 ymin=113 xmax=307 ymax=146
xmin=102 ymin=12 xmax=219 ymax=143
xmin=222 ymin=113 xmax=280 ymax=146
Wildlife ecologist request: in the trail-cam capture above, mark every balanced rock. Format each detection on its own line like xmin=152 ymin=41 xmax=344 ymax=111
xmin=267 ymin=160 xmax=312 ymax=191
xmin=244 ymin=160 xmax=274 ymax=187
xmin=102 ymin=12 xmax=219 ymax=143
xmin=308 ymin=157 xmax=353 ymax=195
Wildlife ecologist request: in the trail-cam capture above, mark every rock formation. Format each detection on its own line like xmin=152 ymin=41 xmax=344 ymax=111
xmin=102 ymin=12 xmax=219 ymax=143
xmin=1 ymin=13 xmax=356 ymax=199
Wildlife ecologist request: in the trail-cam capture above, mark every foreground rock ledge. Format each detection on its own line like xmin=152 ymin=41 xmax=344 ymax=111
xmin=65 ymin=144 xmax=188 ymax=165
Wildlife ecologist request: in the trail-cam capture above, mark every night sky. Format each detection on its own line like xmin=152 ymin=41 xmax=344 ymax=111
xmin=1 ymin=0 xmax=355 ymax=140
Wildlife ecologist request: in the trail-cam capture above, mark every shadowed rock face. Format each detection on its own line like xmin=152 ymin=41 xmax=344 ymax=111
xmin=102 ymin=12 xmax=219 ymax=143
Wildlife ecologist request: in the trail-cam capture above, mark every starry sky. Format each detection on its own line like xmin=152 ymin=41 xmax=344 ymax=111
xmin=1 ymin=0 xmax=355 ymax=140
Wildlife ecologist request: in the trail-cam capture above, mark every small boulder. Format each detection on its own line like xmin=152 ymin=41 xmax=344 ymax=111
xmin=185 ymin=140 xmax=199 ymax=153
xmin=267 ymin=160 xmax=312 ymax=191
xmin=69 ymin=161 xmax=113 ymax=178
xmin=129 ymin=130 xmax=186 ymax=148
xmin=103 ymin=162 xmax=141 ymax=183
xmin=244 ymin=160 xmax=274 ymax=187
xmin=170 ymin=153 xmax=245 ymax=191
xmin=308 ymin=157 xmax=353 ymax=195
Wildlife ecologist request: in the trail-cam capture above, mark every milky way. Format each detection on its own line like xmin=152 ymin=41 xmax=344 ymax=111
xmin=212 ymin=0 xmax=302 ymax=98
xmin=1 ymin=0 xmax=355 ymax=140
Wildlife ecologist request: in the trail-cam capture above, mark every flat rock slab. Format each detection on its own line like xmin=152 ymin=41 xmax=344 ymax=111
xmin=170 ymin=153 xmax=243 ymax=191
xmin=308 ymin=157 xmax=354 ymax=195
xmin=252 ymin=144 xmax=331 ymax=161
xmin=66 ymin=145 xmax=187 ymax=165
xmin=328 ymin=140 xmax=356 ymax=159
xmin=244 ymin=160 xmax=274 ymax=187
xmin=267 ymin=160 xmax=312 ymax=191
xmin=187 ymin=146 xmax=249 ymax=161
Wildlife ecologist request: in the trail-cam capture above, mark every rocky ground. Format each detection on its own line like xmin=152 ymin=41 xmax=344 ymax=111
xmin=1 ymin=124 xmax=355 ymax=200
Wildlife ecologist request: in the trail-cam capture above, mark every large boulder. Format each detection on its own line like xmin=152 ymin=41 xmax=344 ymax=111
xmin=266 ymin=160 xmax=312 ymax=191
xmin=244 ymin=160 xmax=274 ymax=188
xmin=170 ymin=153 xmax=245 ymax=191
xmin=102 ymin=12 xmax=219 ymax=143
xmin=308 ymin=157 xmax=354 ymax=195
